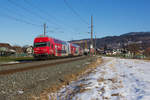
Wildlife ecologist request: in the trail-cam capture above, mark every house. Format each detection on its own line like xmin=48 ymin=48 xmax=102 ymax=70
xmin=12 ymin=46 xmax=23 ymax=54
xmin=22 ymin=46 xmax=33 ymax=55
xmin=0 ymin=43 xmax=16 ymax=56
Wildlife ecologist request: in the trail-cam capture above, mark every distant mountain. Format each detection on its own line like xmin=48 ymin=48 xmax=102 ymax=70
xmin=70 ymin=32 xmax=150 ymax=50
xmin=121 ymin=32 xmax=150 ymax=36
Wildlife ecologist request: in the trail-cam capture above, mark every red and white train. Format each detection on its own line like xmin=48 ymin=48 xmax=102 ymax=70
xmin=33 ymin=35 xmax=83 ymax=59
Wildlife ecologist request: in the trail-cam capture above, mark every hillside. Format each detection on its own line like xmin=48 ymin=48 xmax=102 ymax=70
xmin=70 ymin=32 xmax=150 ymax=50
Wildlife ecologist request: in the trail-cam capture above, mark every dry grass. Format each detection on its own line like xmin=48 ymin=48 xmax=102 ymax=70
xmin=111 ymin=93 xmax=120 ymax=96
xmin=30 ymin=57 xmax=102 ymax=100
xmin=98 ymin=78 xmax=105 ymax=83
xmin=102 ymin=96 xmax=109 ymax=100
xmin=77 ymin=83 xmax=90 ymax=93
xmin=107 ymin=77 xmax=118 ymax=83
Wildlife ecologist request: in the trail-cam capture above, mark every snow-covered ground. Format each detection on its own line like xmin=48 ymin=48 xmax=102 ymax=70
xmin=48 ymin=57 xmax=150 ymax=100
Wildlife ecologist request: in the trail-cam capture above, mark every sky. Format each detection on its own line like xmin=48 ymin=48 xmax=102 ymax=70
xmin=0 ymin=0 xmax=150 ymax=46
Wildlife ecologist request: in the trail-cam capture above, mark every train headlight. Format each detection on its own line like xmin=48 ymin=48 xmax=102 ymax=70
xmin=50 ymin=49 xmax=53 ymax=53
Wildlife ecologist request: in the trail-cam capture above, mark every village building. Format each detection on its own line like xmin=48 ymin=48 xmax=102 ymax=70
xmin=22 ymin=45 xmax=33 ymax=55
xmin=0 ymin=43 xmax=16 ymax=56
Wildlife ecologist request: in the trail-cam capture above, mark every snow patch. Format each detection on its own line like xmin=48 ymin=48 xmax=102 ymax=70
xmin=48 ymin=57 xmax=150 ymax=100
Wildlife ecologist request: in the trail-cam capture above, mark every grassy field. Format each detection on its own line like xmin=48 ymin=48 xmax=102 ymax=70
xmin=0 ymin=56 xmax=34 ymax=62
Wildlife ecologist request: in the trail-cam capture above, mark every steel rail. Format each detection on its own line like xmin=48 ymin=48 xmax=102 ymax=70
xmin=0 ymin=56 xmax=87 ymax=75
xmin=0 ymin=56 xmax=82 ymax=67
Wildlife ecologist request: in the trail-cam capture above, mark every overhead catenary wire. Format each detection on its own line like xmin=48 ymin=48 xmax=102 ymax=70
xmin=0 ymin=12 xmax=42 ymax=27
xmin=23 ymin=0 xmax=62 ymax=28
xmin=4 ymin=0 xmax=87 ymax=40
xmin=7 ymin=0 xmax=59 ymax=27
xmin=23 ymin=0 xmax=58 ymax=22
xmin=23 ymin=0 xmax=88 ymax=37
xmin=1 ymin=6 xmax=43 ymax=25
xmin=6 ymin=0 xmax=66 ymax=34
xmin=0 ymin=1 xmax=42 ymax=27
xmin=63 ymin=0 xmax=90 ymax=39
xmin=23 ymin=0 xmax=81 ymax=32
xmin=23 ymin=0 xmax=79 ymax=34
xmin=64 ymin=0 xmax=89 ymax=25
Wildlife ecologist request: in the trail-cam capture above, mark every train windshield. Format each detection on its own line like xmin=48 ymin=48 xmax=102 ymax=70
xmin=34 ymin=42 xmax=50 ymax=47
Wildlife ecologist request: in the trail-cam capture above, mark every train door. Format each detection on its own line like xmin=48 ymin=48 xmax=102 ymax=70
xmin=64 ymin=44 xmax=68 ymax=56
xmin=63 ymin=45 xmax=66 ymax=56
xmin=55 ymin=45 xmax=57 ymax=56
xmin=61 ymin=45 xmax=65 ymax=56
xmin=68 ymin=43 xmax=71 ymax=55
xmin=76 ymin=47 xmax=79 ymax=55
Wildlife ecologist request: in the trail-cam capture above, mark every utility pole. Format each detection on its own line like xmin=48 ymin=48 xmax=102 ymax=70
xmin=95 ymin=34 xmax=96 ymax=55
xmin=85 ymin=40 xmax=87 ymax=49
xmin=90 ymin=15 xmax=93 ymax=55
xmin=44 ymin=23 xmax=46 ymax=36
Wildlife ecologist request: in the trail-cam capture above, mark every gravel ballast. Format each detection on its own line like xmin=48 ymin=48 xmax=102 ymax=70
xmin=0 ymin=56 xmax=99 ymax=100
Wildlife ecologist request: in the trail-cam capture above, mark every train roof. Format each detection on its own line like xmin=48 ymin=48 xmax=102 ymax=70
xmin=72 ymin=43 xmax=80 ymax=47
xmin=35 ymin=35 xmax=68 ymax=45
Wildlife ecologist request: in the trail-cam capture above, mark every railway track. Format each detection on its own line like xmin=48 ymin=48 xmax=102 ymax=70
xmin=0 ymin=56 xmax=82 ymax=67
xmin=0 ymin=60 xmax=35 ymax=67
xmin=0 ymin=56 xmax=87 ymax=75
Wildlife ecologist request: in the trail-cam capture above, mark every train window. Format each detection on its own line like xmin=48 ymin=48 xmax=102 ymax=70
xmin=51 ymin=44 xmax=53 ymax=48
xmin=54 ymin=39 xmax=63 ymax=44
xmin=34 ymin=42 xmax=49 ymax=47
xmin=47 ymin=42 xmax=50 ymax=47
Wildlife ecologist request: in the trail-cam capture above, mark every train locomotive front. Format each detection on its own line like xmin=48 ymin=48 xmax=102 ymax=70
xmin=33 ymin=36 xmax=82 ymax=59
xmin=33 ymin=36 xmax=54 ymax=59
